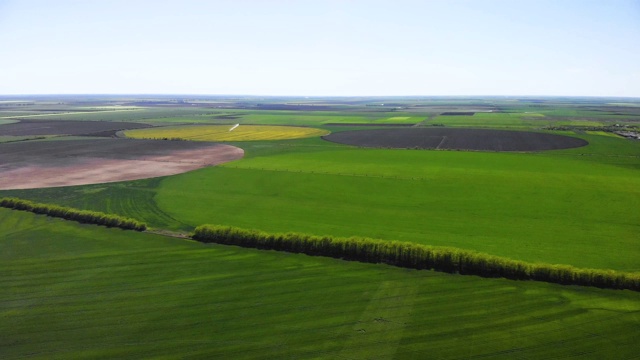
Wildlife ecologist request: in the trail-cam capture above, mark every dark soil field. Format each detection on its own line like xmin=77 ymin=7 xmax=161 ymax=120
xmin=324 ymin=123 xmax=415 ymax=127
xmin=440 ymin=112 xmax=476 ymax=115
xmin=323 ymin=128 xmax=588 ymax=151
xmin=0 ymin=120 xmax=152 ymax=136
xmin=0 ymin=139 xmax=243 ymax=189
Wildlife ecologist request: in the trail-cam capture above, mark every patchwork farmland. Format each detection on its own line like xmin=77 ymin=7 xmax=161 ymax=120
xmin=1 ymin=95 xmax=639 ymax=359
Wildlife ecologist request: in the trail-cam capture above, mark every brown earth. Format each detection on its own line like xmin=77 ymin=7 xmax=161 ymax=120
xmin=0 ymin=139 xmax=243 ymax=190
xmin=323 ymin=128 xmax=588 ymax=151
xmin=0 ymin=120 xmax=152 ymax=136
xmin=440 ymin=112 xmax=476 ymax=116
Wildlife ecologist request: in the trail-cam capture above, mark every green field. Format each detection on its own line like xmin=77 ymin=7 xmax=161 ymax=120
xmin=10 ymin=133 xmax=638 ymax=271
xmin=2 ymin=208 xmax=639 ymax=359
xmin=154 ymin=140 xmax=639 ymax=271
xmin=430 ymin=112 xmax=550 ymax=128
xmin=2 ymin=96 xmax=640 ymax=358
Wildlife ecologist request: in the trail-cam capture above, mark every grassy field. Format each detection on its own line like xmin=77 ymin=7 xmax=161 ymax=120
xmin=154 ymin=156 xmax=638 ymax=271
xmin=586 ymin=130 xmax=623 ymax=138
xmin=154 ymin=134 xmax=635 ymax=271
xmin=2 ymin=96 xmax=640 ymax=358
xmin=429 ymin=112 xmax=549 ymax=128
xmin=0 ymin=178 xmax=188 ymax=230
xmin=5 ymin=133 xmax=638 ymax=272
xmin=2 ymin=208 xmax=639 ymax=359
xmin=124 ymin=124 xmax=329 ymax=141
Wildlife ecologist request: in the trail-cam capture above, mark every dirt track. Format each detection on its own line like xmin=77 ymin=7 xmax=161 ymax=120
xmin=0 ymin=139 xmax=243 ymax=190
xmin=323 ymin=128 xmax=588 ymax=151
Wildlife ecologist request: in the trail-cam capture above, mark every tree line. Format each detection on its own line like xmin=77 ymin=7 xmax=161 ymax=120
xmin=193 ymin=224 xmax=639 ymax=292
xmin=2 ymin=196 xmax=635 ymax=291
xmin=0 ymin=197 xmax=146 ymax=231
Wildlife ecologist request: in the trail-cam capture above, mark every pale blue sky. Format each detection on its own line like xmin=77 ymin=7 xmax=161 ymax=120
xmin=1 ymin=0 xmax=639 ymax=96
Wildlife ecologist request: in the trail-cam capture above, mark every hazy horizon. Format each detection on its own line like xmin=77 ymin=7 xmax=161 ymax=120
xmin=1 ymin=0 xmax=639 ymax=97
xmin=1 ymin=94 xmax=640 ymax=100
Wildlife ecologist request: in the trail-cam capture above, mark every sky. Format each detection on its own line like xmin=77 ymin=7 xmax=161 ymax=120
xmin=0 ymin=0 xmax=639 ymax=97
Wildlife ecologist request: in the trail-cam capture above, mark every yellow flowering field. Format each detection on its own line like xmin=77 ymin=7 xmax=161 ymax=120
xmin=124 ymin=124 xmax=329 ymax=141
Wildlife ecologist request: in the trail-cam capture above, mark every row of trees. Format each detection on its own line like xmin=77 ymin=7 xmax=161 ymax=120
xmin=0 ymin=197 xmax=147 ymax=231
xmin=193 ymin=224 xmax=639 ymax=292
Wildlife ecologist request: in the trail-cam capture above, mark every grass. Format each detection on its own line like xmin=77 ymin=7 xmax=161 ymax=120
xmin=234 ymin=110 xmax=396 ymax=125
xmin=0 ymin=178 xmax=186 ymax=230
xmin=586 ymin=130 xmax=622 ymax=138
xmin=428 ymin=112 xmax=553 ymax=128
xmin=151 ymin=134 xmax=638 ymax=271
xmin=155 ymin=162 xmax=638 ymax=271
xmin=124 ymin=124 xmax=329 ymax=141
xmin=5 ymin=134 xmax=638 ymax=272
xmin=0 ymin=197 xmax=147 ymax=231
xmin=426 ymin=112 xmax=635 ymax=129
xmin=3 ymin=97 xmax=640 ymax=358
xmin=139 ymin=110 xmax=424 ymax=126
xmin=431 ymin=113 xmax=514 ymax=127
xmin=2 ymin=208 xmax=639 ymax=359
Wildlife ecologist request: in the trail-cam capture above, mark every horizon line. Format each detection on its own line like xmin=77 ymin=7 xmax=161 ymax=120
xmin=1 ymin=93 xmax=639 ymax=100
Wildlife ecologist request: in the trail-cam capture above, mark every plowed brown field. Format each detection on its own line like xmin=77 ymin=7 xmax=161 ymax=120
xmin=323 ymin=128 xmax=588 ymax=151
xmin=0 ymin=120 xmax=152 ymax=136
xmin=0 ymin=139 xmax=243 ymax=190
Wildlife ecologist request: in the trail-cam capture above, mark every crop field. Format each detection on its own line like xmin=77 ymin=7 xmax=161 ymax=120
xmin=429 ymin=112 xmax=547 ymax=128
xmin=2 ymin=208 xmax=639 ymax=359
xmin=4 ymin=107 xmax=209 ymax=123
xmin=7 ymin=133 xmax=638 ymax=272
xmin=0 ymin=139 xmax=243 ymax=189
xmin=0 ymin=120 xmax=151 ymax=137
xmin=1 ymin=96 xmax=639 ymax=358
xmin=586 ymin=130 xmax=623 ymax=138
xmin=124 ymin=124 xmax=330 ymax=141
xmin=324 ymin=128 xmax=588 ymax=151
xmin=153 ymin=155 xmax=638 ymax=271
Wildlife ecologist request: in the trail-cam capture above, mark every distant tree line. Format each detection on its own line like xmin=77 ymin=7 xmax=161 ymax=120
xmin=193 ymin=224 xmax=639 ymax=292
xmin=0 ymin=197 xmax=146 ymax=231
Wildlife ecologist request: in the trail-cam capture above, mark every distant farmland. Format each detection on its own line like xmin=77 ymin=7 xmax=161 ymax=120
xmin=124 ymin=124 xmax=330 ymax=141
xmin=323 ymin=127 xmax=589 ymax=151
xmin=1 ymin=95 xmax=639 ymax=359
xmin=0 ymin=119 xmax=151 ymax=136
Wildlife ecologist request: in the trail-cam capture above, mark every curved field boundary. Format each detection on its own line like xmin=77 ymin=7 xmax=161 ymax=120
xmin=0 ymin=139 xmax=244 ymax=190
xmin=323 ymin=128 xmax=588 ymax=151
xmin=124 ymin=124 xmax=329 ymax=141
xmin=193 ymin=224 xmax=640 ymax=291
xmin=0 ymin=197 xmax=146 ymax=231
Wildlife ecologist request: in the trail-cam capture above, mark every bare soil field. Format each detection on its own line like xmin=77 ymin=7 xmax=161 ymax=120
xmin=440 ymin=112 xmax=476 ymax=116
xmin=0 ymin=139 xmax=243 ymax=190
xmin=323 ymin=128 xmax=588 ymax=151
xmin=324 ymin=123 xmax=415 ymax=127
xmin=0 ymin=120 xmax=152 ymax=136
